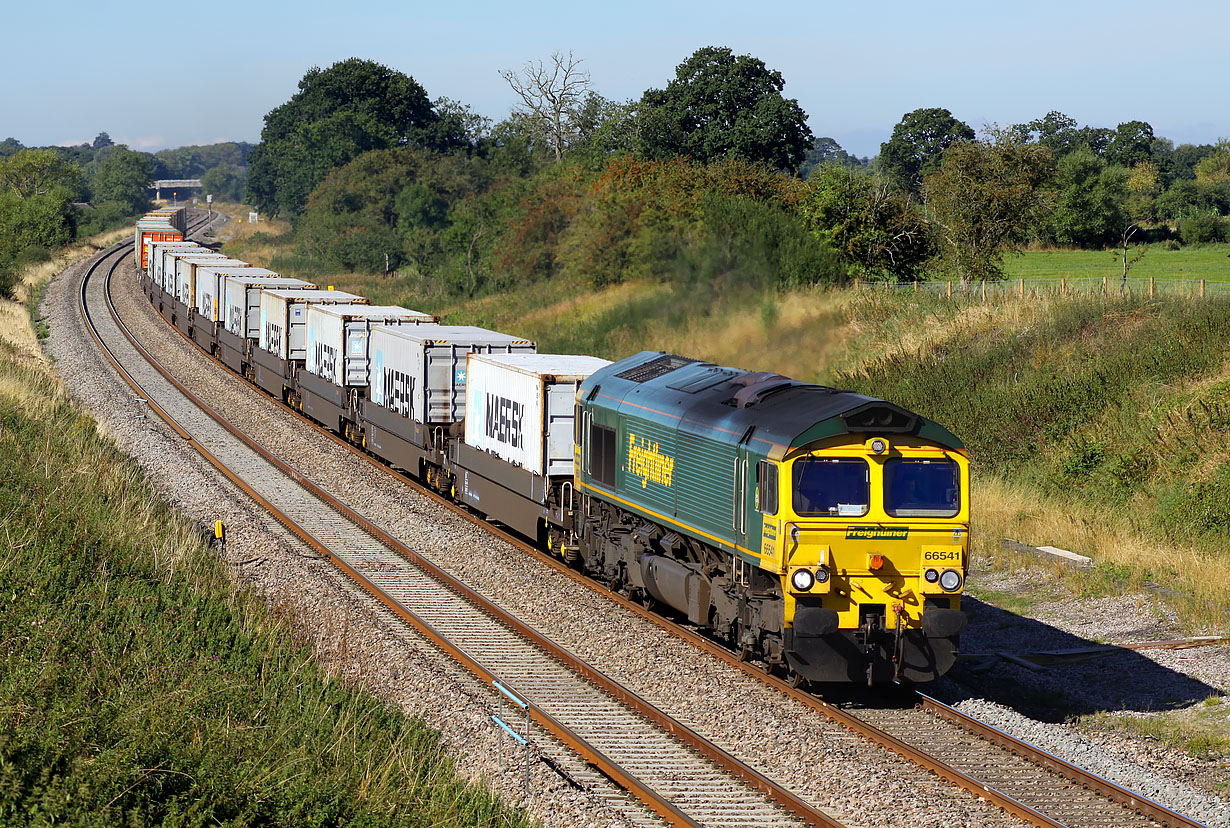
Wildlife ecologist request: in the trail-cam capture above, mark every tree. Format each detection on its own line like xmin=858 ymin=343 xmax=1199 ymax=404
xmin=246 ymin=59 xmax=457 ymax=217
xmin=1105 ymin=120 xmax=1154 ymax=168
xmin=1194 ymin=140 xmax=1230 ymax=185
xmin=1072 ymin=126 xmax=1113 ymax=156
xmin=92 ymin=132 xmax=114 ymax=149
xmin=90 ymin=146 xmax=153 ymax=213
xmin=800 ymin=165 xmax=930 ymax=280
xmin=1014 ymin=111 xmax=1079 ymax=156
xmin=922 ymin=129 xmax=1053 ymax=282
xmin=638 ymin=46 xmax=812 ymax=172
xmin=499 ymin=51 xmax=593 ymax=161
xmin=877 ymin=108 xmax=975 ymax=191
xmin=0 ymin=138 xmax=24 ymax=160
xmin=0 ymin=149 xmax=81 ymax=199
xmin=200 ymin=163 xmax=247 ymax=202
xmin=1044 ymin=148 xmax=1126 ymax=247
xmin=799 ymin=137 xmax=866 ymax=178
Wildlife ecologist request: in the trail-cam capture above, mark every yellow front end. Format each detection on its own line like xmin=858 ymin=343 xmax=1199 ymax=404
xmin=762 ymin=435 xmax=970 ymax=683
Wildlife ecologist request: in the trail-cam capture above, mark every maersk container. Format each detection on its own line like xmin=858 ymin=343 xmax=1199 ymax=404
xmin=175 ymin=256 xmax=247 ymax=308
xmin=223 ymin=275 xmax=316 ymax=339
xmin=257 ymin=289 xmax=367 ymax=361
xmin=195 ymin=266 xmax=265 ymax=322
xmin=148 ymin=241 xmax=201 ymax=280
xmin=464 ymin=353 xmax=611 ymax=477
xmin=305 ymin=304 xmax=438 ymax=388
xmin=369 ymin=325 xmax=536 ymax=426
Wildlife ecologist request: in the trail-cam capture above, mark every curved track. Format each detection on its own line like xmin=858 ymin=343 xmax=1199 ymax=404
xmin=79 ymin=237 xmax=842 ymax=828
xmin=86 ymin=217 xmax=1210 ymax=828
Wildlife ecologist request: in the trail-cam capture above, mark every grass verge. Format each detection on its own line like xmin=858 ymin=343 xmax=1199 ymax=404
xmin=0 ymin=230 xmax=533 ymax=826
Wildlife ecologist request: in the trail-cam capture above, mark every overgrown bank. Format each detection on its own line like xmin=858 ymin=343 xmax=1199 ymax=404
xmin=1 ymin=240 xmax=531 ymax=826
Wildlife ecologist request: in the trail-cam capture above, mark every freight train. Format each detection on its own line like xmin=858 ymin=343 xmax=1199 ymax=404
xmin=135 ymin=209 xmax=970 ymax=685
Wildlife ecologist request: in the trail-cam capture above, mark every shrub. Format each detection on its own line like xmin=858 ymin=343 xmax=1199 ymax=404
xmin=1179 ymin=212 xmax=1228 ymax=245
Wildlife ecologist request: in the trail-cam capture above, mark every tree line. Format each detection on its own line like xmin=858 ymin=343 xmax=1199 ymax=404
xmin=0 ymin=135 xmax=254 ymax=297
xmin=243 ymin=52 xmax=1229 ymax=295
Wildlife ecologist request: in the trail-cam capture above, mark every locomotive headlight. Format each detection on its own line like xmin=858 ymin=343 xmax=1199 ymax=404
xmin=790 ymin=525 xmax=800 ymax=543
xmin=870 ymin=438 xmax=887 ymax=455
xmin=814 ymin=566 xmax=830 ymax=583
xmin=791 ymin=568 xmax=815 ymax=592
xmin=939 ymin=568 xmax=963 ymax=592
xmin=924 ymin=568 xmax=940 ymax=583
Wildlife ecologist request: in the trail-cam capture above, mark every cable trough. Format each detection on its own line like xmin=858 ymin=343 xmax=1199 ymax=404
xmin=78 ymin=237 xmax=841 ymax=828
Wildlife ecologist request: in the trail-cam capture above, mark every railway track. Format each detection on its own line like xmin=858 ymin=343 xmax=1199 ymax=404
xmin=84 ymin=216 xmax=1211 ymax=828
xmin=78 ymin=236 xmax=841 ymax=828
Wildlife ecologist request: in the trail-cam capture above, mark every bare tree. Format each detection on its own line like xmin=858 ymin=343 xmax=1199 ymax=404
xmin=1114 ymin=223 xmax=1147 ymax=293
xmin=499 ymin=51 xmax=592 ymax=161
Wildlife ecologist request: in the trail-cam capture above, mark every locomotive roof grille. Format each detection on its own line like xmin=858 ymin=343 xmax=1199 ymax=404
xmin=615 ymin=353 xmax=698 ymax=383
xmin=841 ymin=403 xmax=918 ymax=433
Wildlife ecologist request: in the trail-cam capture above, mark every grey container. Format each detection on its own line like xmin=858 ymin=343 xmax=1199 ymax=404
xmin=223 ymin=275 xmax=317 ymax=339
xmin=258 ymin=289 xmax=368 ymax=361
xmin=369 ymin=324 xmax=536 ymax=425
xmin=305 ymin=304 xmax=438 ymax=388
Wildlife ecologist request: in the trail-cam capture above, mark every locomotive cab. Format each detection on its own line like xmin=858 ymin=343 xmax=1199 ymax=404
xmin=773 ymin=435 xmax=970 ymax=684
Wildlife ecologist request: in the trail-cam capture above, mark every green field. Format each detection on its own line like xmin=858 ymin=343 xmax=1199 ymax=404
xmin=1005 ymin=244 xmax=1230 ymax=283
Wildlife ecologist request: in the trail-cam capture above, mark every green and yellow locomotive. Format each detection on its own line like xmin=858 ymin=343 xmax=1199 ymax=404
xmin=573 ymin=352 xmax=969 ymax=685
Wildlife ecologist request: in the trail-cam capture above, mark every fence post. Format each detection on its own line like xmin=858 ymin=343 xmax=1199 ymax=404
xmin=947 ymin=281 xmax=952 ymax=298
xmin=1102 ymin=275 xmax=1107 ymax=295
xmin=1150 ymin=276 xmax=1154 ymax=298
xmin=1201 ymin=279 xmax=1206 ymax=298
xmin=854 ymin=278 xmax=860 ymax=291
xmin=1019 ymin=278 xmax=1025 ymax=298
xmin=1061 ymin=277 xmax=1066 ymax=296
xmin=914 ymin=280 xmax=919 ymax=293
xmin=981 ymin=280 xmax=987 ymax=301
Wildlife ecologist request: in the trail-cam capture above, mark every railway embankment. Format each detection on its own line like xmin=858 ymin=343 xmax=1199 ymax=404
xmin=0 ymin=238 xmax=535 ymax=827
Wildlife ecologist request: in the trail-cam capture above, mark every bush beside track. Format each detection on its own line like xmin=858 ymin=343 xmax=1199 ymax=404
xmin=0 ymin=240 xmax=532 ymax=827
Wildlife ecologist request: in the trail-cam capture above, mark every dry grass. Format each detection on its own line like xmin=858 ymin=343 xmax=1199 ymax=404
xmin=0 ymin=226 xmax=130 ymax=407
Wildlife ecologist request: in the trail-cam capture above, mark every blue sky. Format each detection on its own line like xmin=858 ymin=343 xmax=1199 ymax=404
xmin=3 ymin=0 xmax=1226 ymax=158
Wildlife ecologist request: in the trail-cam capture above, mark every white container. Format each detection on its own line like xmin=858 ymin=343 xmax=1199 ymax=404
xmin=258 ymin=289 xmax=367 ymax=361
xmin=196 ymin=266 xmax=269 ymax=322
xmin=305 ymin=304 xmax=437 ymax=388
xmin=223 ymin=275 xmax=317 ymax=339
xmin=147 ymin=241 xmax=200 ymax=279
xmin=369 ymin=325 xmax=535 ymax=425
xmin=465 ymin=353 xmax=611 ymax=476
xmin=175 ymin=257 xmax=247 ymax=308
xmin=158 ymin=248 xmax=221 ymax=291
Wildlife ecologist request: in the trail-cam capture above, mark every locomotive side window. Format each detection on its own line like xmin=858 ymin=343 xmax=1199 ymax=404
xmin=756 ymin=460 xmax=777 ymax=515
xmin=590 ymin=422 xmax=616 ymax=486
xmin=884 ymin=458 xmax=959 ymax=517
xmin=793 ymin=458 xmax=868 ymax=517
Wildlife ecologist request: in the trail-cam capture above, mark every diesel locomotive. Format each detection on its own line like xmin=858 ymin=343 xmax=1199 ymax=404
xmin=136 ymin=210 xmax=970 ymax=685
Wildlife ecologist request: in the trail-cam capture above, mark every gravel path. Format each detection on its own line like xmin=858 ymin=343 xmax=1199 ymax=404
xmin=43 ymin=235 xmax=1227 ymax=828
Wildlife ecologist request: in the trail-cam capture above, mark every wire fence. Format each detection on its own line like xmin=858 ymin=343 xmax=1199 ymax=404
xmin=853 ymin=275 xmax=1230 ymax=300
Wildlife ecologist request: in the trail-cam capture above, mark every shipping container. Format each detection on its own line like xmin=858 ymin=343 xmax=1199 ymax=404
xmin=194 ymin=265 xmax=265 ymax=322
xmin=305 ymin=304 xmax=438 ymax=388
xmin=464 ymin=353 xmax=611 ymax=477
xmin=370 ymin=325 xmax=536 ymax=425
xmin=134 ymin=220 xmax=182 ymax=268
xmin=159 ymin=249 xmax=223 ymax=292
xmin=174 ymin=256 xmax=247 ymax=308
xmin=223 ymin=275 xmax=317 ymax=339
xmin=147 ymin=241 xmax=202 ymax=280
xmin=257 ymin=289 xmax=367 ymax=361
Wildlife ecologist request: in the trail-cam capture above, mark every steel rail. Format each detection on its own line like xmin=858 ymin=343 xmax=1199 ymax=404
xmin=916 ymin=693 xmax=1208 ymax=828
xmin=82 ymin=236 xmax=843 ymax=828
xmin=125 ymin=218 xmax=1210 ymax=828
